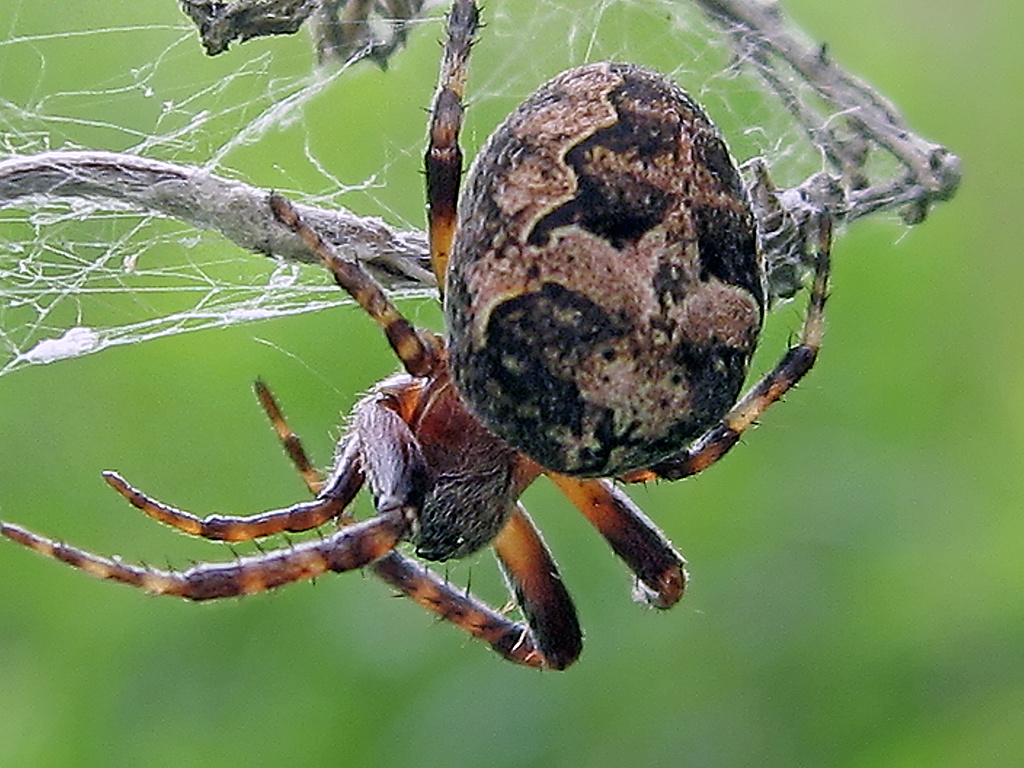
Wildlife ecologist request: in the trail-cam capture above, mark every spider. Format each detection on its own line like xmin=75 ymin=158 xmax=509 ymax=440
xmin=1 ymin=0 xmax=830 ymax=670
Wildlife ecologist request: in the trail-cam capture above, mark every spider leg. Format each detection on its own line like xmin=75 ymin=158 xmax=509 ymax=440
xmin=269 ymin=194 xmax=440 ymax=378
xmin=492 ymin=504 xmax=583 ymax=670
xmin=367 ymin=547 xmax=549 ymax=669
xmin=257 ymin=378 xmax=557 ymax=669
xmin=623 ymin=216 xmax=832 ymax=483
xmin=3 ymin=391 xmax=419 ymax=598
xmin=425 ymin=0 xmax=478 ymax=292
xmin=0 ymin=511 xmax=409 ymax=600
xmin=268 ymin=5 xmax=481 ymax=369
xmin=548 ymin=474 xmax=688 ymax=608
xmin=100 ymin=435 xmax=362 ymax=542
xmin=254 ymin=379 xmax=324 ymax=495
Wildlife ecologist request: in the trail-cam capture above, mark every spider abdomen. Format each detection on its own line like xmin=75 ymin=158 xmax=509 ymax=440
xmin=446 ymin=62 xmax=766 ymax=476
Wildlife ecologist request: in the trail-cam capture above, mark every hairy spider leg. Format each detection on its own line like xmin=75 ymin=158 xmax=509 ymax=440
xmin=547 ymin=474 xmax=688 ymax=608
xmin=269 ymin=0 xmax=477 ymax=369
xmin=0 ymin=399 xmax=407 ymax=600
xmin=99 ymin=441 xmax=360 ymax=542
xmin=269 ymin=194 xmax=440 ymax=379
xmin=254 ymin=379 xmax=324 ymax=494
xmin=425 ymin=0 xmax=478 ymax=292
xmin=366 ymin=541 xmax=549 ymax=669
xmin=0 ymin=512 xmax=408 ymax=601
xmin=493 ymin=504 xmax=582 ymax=669
xmin=96 ymin=383 xmax=365 ymax=544
xmin=622 ymin=216 xmax=833 ymax=483
xmin=259 ymin=378 xmax=579 ymax=669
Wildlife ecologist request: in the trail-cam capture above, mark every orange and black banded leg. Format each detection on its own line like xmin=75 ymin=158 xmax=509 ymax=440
xmin=491 ymin=504 xmax=583 ymax=670
xmin=257 ymin=378 xmax=558 ymax=668
xmin=268 ymin=194 xmax=440 ymax=379
xmin=624 ymin=217 xmax=832 ymax=483
xmin=548 ymin=474 xmax=688 ymax=608
xmin=0 ymin=510 xmax=409 ymax=601
xmin=254 ymin=379 xmax=324 ymax=495
xmin=256 ymin=379 xmax=367 ymax=518
xmin=424 ymin=0 xmax=478 ymax=292
xmin=100 ymin=438 xmax=362 ymax=543
xmin=368 ymin=545 xmax=552 ymax=669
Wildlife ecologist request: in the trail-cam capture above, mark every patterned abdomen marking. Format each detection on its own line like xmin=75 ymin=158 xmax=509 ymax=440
xmin=446 ymin=63 xmax=765 ymax=476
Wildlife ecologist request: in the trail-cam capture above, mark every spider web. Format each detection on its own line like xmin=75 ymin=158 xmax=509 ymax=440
xmin=0 ymin=0 xmax=900 ymax=379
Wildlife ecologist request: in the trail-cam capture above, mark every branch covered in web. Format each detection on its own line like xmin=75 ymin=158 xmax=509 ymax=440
xmin=692 ymin=0 xmax=960 ymax=300
xmin=699 ymin=0 xmax=961 ymax=224
xmin=699 ymin=0 xmax=961 ymax=222
xmin=0 ymin=151 xmax=436 ymax=292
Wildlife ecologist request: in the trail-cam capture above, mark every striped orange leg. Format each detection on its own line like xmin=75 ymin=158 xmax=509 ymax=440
xmin=623 ymin=216 xmax=832 ymax=483
xmin=0 ymin=511 xmax=408 ymax=601
xmin=268 ymin=3 xmax=478 ymax=359
xmin=0 ymin=390 xmax=384 ymax=596
xmin=91 ymin=383 xmax=364 ymax=543
xmin=367 ymin=538 xmax=551 ymax=669
xmin=0 ymin=393 xmax=408 ymax=598
xmin=269 ymin=194 xmax=440 ymax=378
xmin=254 ymin=379 xmax=324 ymax=495
xmin=424 ymin=0 xmax=478 ymax=292
xmin=258 ymin=379 xmax=576 ymax=669
xmin=100 ymin=466 xmax=359 ymax=542
xmin=548 ymin=475 xmax=688 ymax=608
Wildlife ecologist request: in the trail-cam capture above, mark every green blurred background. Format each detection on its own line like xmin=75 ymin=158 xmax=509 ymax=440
xmin=1 ymin=0 xmax=1021 ymax=766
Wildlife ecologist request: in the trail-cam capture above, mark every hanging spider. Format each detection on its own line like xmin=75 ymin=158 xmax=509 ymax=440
xmin=1 ymin=0 xmax=830 ymax=670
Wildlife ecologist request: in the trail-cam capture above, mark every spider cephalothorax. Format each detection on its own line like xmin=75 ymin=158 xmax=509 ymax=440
xmin=1 ymin=0 xmax=830 ymax=670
